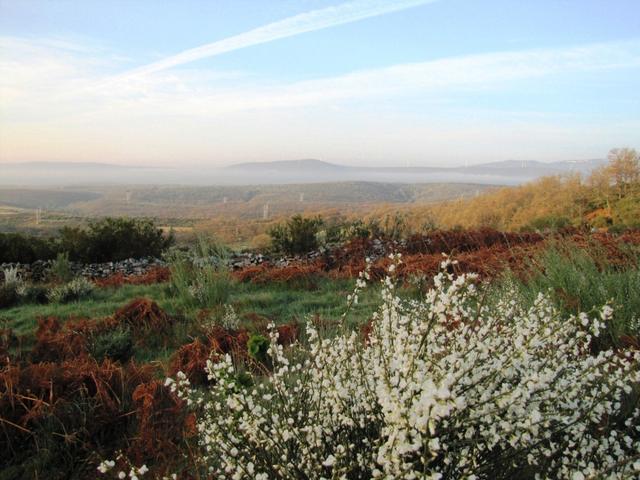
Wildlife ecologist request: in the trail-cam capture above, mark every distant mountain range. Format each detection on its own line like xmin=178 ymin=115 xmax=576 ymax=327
xmin=225 ymin=158 xmax=605 ymax=184
xmin=226 ymin=159 xmax=342 ymax=172
xmin=0 ymin=158 xmax=605 ymax=187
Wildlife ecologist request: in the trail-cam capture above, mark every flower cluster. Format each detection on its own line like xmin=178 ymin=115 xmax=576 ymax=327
xmin=2 ymin=266 xmax=22 ymax=286
xmin=345 ymin=256 xmax=373 ymax=313
xmin=98 ymin=458 xmax=149 ymax=480
xmin=2 ymin=266 xmax=27 ymax=299
xmin=171 ymin=259 xmax=640 ymax=479
xmin=221 ymin=304 xmax=240 ymax=331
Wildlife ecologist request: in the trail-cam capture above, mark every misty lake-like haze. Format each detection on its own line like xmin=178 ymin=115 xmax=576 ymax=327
xmin=0 ymin=158 xmax=606 ymax=187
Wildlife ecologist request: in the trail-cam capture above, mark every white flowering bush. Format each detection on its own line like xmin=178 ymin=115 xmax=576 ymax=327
xmin=98 ymin=457 xmax=150 ymax=480
xmin=0 ymin=266 xmax=27 ymax=307
xmin=115 ymin=255 xmax=639 ymax=479
xmin=47 ymin=276 xmax=94 ymax=303
xmin=3 ymin=266 xmax=21 ymax=286
xmin=200 ymin=304 xmax=241 ymax=332
xmin=2 ymin=266 xmax=27 ymax=296
xmin=221 ymin=304 xmax=240 ymax=331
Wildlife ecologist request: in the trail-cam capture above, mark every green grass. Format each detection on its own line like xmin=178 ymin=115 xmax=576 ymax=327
xmin=5 ymin=240 xmax=639 ymax=362
xmin=1 ymin=283 xmax=170 ymax=336
xmin=231 ymin=278 xmax=379 ymax=328
xmin=0 ymin=277 xmax=381 ymax=364
xmin=493 ymin=241 xmax=640 ymax=349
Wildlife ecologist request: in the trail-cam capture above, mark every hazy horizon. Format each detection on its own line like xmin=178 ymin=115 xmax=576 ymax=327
xmin=0 ymin=156 xmax=607 ymax=169
xmin=0 ymin=157 xmax=606 ymax=187
xmin=1 ymin=0 xmax=639 ymax=167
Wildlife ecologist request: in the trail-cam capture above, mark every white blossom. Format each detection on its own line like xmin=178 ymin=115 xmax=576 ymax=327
xmin=161 ymin=260 xmax=640 ymax=479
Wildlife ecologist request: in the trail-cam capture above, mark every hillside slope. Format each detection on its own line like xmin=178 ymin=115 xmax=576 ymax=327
xmin=365 ymin=149 xmax=639 ymax=232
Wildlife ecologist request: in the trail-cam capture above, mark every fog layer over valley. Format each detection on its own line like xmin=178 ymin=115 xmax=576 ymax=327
xmin=0 ymin=158 xmax=605 ymax=187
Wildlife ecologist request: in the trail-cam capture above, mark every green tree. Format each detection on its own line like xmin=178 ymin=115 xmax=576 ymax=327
xmin=269 ymin=215 xmax=323 ymax=254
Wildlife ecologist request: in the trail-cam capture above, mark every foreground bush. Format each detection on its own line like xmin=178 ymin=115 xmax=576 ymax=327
xmin=170 ymin=257 xmax=640 ymax=479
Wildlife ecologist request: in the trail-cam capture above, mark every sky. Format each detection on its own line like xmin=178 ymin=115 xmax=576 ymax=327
xmin=0 ymin=0 xmax=639 ymax=167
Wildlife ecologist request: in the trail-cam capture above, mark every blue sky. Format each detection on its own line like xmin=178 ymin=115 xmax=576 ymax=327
xmin=0 ymin=0 xmax=639 ymax=166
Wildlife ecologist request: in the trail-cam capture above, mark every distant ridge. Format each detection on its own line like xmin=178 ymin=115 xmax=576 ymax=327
xmin=225 ymin=157 xmax=604 ymax=173
xmin=223 ymin=157 xmax=605 ymax=179
xmin=1 ymin=161 xmax=141 ymax=169
xmin=0 ymin=158 xmax=606 ymax=187
xmin=226 ymin=159 xmax=344 ymax=171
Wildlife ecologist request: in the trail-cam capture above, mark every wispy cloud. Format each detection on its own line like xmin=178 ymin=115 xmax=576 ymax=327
xmin=103 ymin=39 xmax=640 ymax=116
xmin=2 ymin=34 xmax=639 ymax=164
xmin=113 ymin=0 xmax=439 ymax=79
xmin=3 ymin=35 xmax=640 ymax=121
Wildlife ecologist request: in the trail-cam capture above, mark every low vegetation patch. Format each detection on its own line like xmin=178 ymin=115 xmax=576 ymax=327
xmin=1 ymin=226 xmax=639 ymax=479
xmin=47 ymin=277 xmax=95 ymax=304
xmin=0 ymin=217 xmax=174 ymax=264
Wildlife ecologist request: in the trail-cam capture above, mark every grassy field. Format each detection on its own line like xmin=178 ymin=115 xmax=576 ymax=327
xmin=2 ymin=277 xmax=381 ymax=363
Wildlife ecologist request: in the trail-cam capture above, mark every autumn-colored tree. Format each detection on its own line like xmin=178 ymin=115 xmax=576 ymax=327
xmin=587 ymin=164 xmax=613 ymax=211
xmin=606 ymin=148 xmax=639 ymax=199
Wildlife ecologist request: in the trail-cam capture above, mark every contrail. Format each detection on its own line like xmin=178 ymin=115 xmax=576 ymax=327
xmin=115 ymin=0 xmax=439 ymax=79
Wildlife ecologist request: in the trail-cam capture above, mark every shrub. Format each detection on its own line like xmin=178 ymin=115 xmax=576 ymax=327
xmin=0 ymin=284 xmax=20 ymax=309
xmin=524 ymin=214 xmax=571 ymax=232
xmin=22 ymin=284 xmax=49 ymax=304
xmin=47 ymin=277 xmax=94 ymax=304
xmin=612 ymin=194 xmax=640 ymax=228
xmin=90 ymin=326 xmax=134 ymax=362
xmin=246 ymin=333 xmax=269 ymax=363
xmin=249 ymin=233 xmax=272 ymax=251
xmin=49 ymin=252 xmax=73 ymax=283
xmin=170 ymin=258 xmax=640 ymax=479
xmin=82 ymin=217 xmax=174 ymax=262
xmin=167 ymin=237 xmax=232 ymax=309
xmin=220 ymin=304 xmax=240 ymax=331
xmin=323 ymin=218 xmax=377 ymax=244
xmin=0 ymin=218 xmax=174 ymax=264
xmin=0 ymin=233 xmax=57 ymax=263
xmin=0 ymin=267 xmax=25 ymax=309
xmin=269 ymin=215 xmax=323 ymax=254
xmin=57 ymin=225 xmax=90 ymax=261
xmin=186 ymin=268 xmax=232 ymax=308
